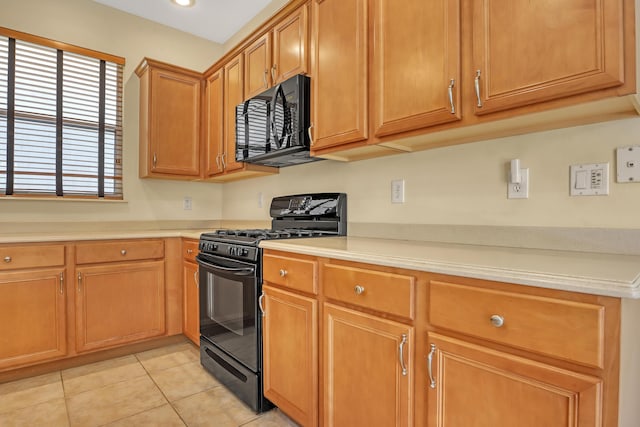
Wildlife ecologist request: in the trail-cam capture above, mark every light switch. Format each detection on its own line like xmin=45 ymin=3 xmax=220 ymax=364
xmin=570 ymin=163 xmax=609 ymax=196
xmin=575 ymin=170 xmax=588 ymax=189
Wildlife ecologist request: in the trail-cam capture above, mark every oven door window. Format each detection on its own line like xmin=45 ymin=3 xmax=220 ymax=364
xmin=197 ymin=254 xmax=258 ymax=371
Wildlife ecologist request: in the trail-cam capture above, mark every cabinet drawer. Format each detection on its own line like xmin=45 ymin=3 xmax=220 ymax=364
xmin=429 ymin=280 xmax=605 ymax=368
xmin=322 ymin=263 xmax=415 ymax=319
xmin=263 ymin=253 xmax=318 ymax=295
xmin=183 ymin=239 xmax=198 ymax=262
xmin=0 ymin=244 xmax=65 ymax=271
xmin=75 ymin=240 xmax=165 ymax=265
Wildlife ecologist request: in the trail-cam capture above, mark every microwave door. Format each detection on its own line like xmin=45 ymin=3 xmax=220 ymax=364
xmin=270 ymin=84 xmax=292 ymax=149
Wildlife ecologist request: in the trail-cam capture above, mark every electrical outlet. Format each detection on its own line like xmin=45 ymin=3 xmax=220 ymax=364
xmin=391 ymin=179 xmax=405 ymax=203
xmin=183 ymin=196 xmax=192 ymax=210
xmin=507 ymin=169 xmax=529 ymax=199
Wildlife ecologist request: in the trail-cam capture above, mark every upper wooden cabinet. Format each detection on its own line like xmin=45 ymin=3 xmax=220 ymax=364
xmin=372 ymin=0 xmax=461 ymax=137
xmin=311 ymin=0 xmax=369 ymax=151
xmin=244 ymin=4 xmax=309 ymax=100
xmin=223 ymin=53 xmax=246 ymax=174
xmin=136 ymin=59 xmax=202 ymax=179
xmin=205 ymin=69 xmax=224 ymax=177
xmin=472 ymin=0 xmax=625 ymax=115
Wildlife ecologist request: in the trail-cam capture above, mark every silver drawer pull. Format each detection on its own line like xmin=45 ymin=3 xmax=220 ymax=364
xmin=354 ymin=285 xmax=365 ymax=295
xmin=187 ymin=249 xmax=193 ymax=254
xmin=279 ymin=269 xmax=287 ymax=277
xmin=490 ymin=314 xmax=505 ymax=328
xmin=399 ymin=334 xmax=408 ymax=376
xmin=3 ymin=256 xmax=11 ymax=263
xmin=427 ymin=343 xmax=436 ymax=388
xmin=121 ymin=249 xmax=127 ymax=256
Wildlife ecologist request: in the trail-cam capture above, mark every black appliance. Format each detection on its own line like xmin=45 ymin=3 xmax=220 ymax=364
xmin=196 ymin=193 xmax=347 ymax=413
xmin=235 ymin=74 xmax=320 ymax=168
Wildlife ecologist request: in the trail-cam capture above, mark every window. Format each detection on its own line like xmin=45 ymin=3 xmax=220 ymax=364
xmin=0 ymin=28 xmax=124 ymax=199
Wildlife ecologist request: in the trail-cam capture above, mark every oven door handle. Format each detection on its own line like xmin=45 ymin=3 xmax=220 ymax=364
xmin=196 ymin=255 xmax=256 ymax=276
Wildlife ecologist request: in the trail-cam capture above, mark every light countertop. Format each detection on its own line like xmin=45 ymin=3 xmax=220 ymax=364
xmin=260 ymin=236 xmax=640 ymax=299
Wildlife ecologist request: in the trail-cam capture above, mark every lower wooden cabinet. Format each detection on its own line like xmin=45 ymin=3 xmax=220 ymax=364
xmin=262 ymin=285 xmax=318 ymax=427
xmin=183 ymin=260 xmax=200 ymax=345
xmin=323 ymin=302 xmax=414 ymax=427
xmin=426 ymin=333 xmax=603 ymax=427
xmin=0 ymin=268 xmax=67 ymax=370
xmin=75 ymin=261 xmax=165 ymax=352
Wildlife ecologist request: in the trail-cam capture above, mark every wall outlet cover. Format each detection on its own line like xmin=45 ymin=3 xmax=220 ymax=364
xmin=570 ymin=163 xmax=609 ymax=196
xmin=616 ymin=145 xmax=640 ymax=183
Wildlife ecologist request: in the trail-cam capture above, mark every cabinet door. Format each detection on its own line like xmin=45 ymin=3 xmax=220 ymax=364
xmin=245 ymin=33 xmax=272 ymax=100
xmin=183 ymin=261 xmax=199 ymax=346
xmin=472 ymin=0 xmax=624 ymax=115
xmin=372 ymin=0 xmax=461 ymax=137
xmin=149 ymin=68 xmax=201 ymax=176
xmin=76 ymin=261 xmax=165 ymax=352
xmin=427 ymin=333 xmax=603 ymax=427
xmin=324 ymin=303 xmax=413 ymax=426
xmin=263 ymin=286 xmax=318 ymax=427
xmin=223 ymin=54 xmax=245 ymax=172
xmin=206 ymin=70 xmax=224 ymax=177
xmin=273 ymin=4 xmax=309 ymax=84
xmin=0 ymin=269 xmax=67 ymax=369
xmin=311 ymin=0 xmax=368 ymax=150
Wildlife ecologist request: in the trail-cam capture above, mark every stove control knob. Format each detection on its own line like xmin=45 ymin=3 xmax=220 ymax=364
xmin=279 ymin=269 xmax=288 ymax=277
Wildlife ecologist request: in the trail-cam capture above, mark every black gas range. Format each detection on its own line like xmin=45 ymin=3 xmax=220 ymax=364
xmin=196 ymin=193 xmax=346 ymax=413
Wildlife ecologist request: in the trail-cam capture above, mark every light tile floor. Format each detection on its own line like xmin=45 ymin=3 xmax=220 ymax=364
xmin=0 ymin=342 xmax=299 ymax=427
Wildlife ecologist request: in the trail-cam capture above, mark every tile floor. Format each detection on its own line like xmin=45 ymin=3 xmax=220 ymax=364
xmin=0 ymin=342 xmax=299 ymax=427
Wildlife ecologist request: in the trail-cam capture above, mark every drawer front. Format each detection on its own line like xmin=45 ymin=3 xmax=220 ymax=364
xmin=75 ymin=240 xmax=165 ymax=265
xmin=0 ymin=244 xmax=65 ymax=271
xmin=322 ymin=263 xmax=415 ymax=319
xmin=263 ymin=253 xmax=318 ymax=295
xmin=429 ymin=280 xmax=605 ymax=368
xmin=183 ymin=239 xmax=199 ymax=262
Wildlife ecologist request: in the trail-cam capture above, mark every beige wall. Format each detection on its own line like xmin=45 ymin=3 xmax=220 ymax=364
xmin=0 ymin=0 xmax=225 ymax=223
xmin=223 ymin=117 xmax=640 ymax=229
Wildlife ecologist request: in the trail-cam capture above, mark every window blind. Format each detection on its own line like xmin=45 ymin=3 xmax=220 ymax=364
xmin=0 ymin=29 xmax=123 ymax=199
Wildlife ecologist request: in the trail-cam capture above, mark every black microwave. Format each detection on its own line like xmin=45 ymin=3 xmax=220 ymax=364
xmin=235 ymin=74 xmax=321 ymax=168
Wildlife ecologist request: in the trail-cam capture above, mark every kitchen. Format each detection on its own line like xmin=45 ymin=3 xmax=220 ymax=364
xmin=1 ymin=0 xmax=640 ymax=426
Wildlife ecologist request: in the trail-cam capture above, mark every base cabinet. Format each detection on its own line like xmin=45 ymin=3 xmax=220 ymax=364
xmin=75 ymin=261 xmax=165 ymax=352
xmin=323 ymin=303 xmax=414 ymax=427
xmin=0 ymin=268 xmax=67 ymax=370
xmin=262 ymin=285 xmax=318 ymax=427
xmin=427 ymin=333 xmax=603 ymax=427
xmin=182 ymin=238 xmax=200 ymax=345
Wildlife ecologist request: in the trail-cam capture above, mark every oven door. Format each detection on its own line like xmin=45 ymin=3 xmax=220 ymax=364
xmin=196 ymin=253 xmax=259 ymax=371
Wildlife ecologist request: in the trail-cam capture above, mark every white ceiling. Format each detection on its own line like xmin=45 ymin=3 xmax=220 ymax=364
xmin=92 ymin=0 xmax=273 ymax=44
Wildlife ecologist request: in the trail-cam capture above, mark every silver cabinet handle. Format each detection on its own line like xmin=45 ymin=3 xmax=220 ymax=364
xmin=474 ymin=69 xmax=482 ymax=107
xmin=215 ymin=154 xmax=222 ymax=172
xmin=279 ymin=269 xmax=287 ymax=277
xmin=354 ymin=285 xmax=365 ymax=295
xmin=271 ymin=64 xmax=277 ymax=82
xmin=193 ymin=270 xmax=199 ymax=287
xmin=308 ymin=123 xmax=314 ymax=146
xmin=121 ymin=249 xmax=127 ymax=256
xmin=448 ymin=78 xmax=456 ymax=114
xmin=399 ymin=334 xmax=408 ymax=376
xmin=221 ymin=153 xmax=227 ymax=169
xmin=490 ymin=314 xmax=505 ymax=328
xmin=187 ymin=249 xmax=193 ymax=255
xmin=3 ymin=256 xmax=11 ymax=263
xmin=263 ymin=69 xmax=268 ymax=88
xmin=59 ymin=272 xmax=64 ymax=295
xmin=153 ymin=153 xmax=157 ymax=168
xmin=77 ymin=272 xmax=82 ymax=292
xmin=258 ymin=292 xmax=265 ymax=317
xmin=427 ymin=343 xmax=436 ymax=388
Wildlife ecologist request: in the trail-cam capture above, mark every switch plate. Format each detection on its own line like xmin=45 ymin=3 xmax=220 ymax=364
xmin=570 ymin=163 xmax=609 ymax=196
xmin=183 ymin=196 xmax=192 ymax=210
xmin=391 ymin=179 xmax=405 ymax=203
xmin=507 ymin=168 xmax=529 ymax=199
xmin=616 ymin=145 xmax=640 ymax=183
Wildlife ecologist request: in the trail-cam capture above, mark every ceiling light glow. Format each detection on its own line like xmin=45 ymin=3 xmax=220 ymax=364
xmin=172 ymin=0 xmax=195 ymax=7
